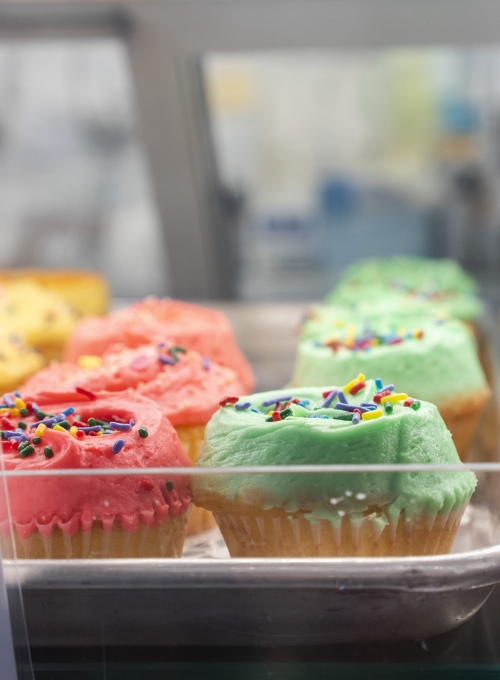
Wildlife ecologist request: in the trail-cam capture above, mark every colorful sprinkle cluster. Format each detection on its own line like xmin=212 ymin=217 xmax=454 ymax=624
xmin=79 ymin=345 xmax=211 ymax=377
xmin=391 ymin=281 xmax=456 ymax=302
xmin=0 ymin=390 xmax=148 ymax=458
xmin=123 ymin=344 xmax=211 ymax=373
xmin=321 ymin=327 xmax=424 ymax=353
xmin=157 ymin=344 xmax=186 ymax=366
xmin=219 ymin=375 xmax=421 ymax=426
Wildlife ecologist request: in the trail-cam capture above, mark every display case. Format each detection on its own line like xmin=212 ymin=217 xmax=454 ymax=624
xmin=0 ymin=1 xmax=499 ymax=678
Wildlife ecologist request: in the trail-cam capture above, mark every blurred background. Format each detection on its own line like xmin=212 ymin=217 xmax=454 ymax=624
xmin=0 ymin=38 xmax=166 ymax=298
xmin=1 ymin=2 xmax=500 ymax=304
xmin=205 ymin=48 xmax=500 ymax=300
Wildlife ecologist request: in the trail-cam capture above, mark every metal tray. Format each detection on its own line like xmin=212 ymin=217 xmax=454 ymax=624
xmin=6 ymin=302 xmax=500 ymax=646
xmin=8 ymin=504 xmax=500 ymax=646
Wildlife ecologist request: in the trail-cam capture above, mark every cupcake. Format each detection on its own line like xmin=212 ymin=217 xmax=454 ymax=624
xmin=0 ymin=390 xmax=192 ymax=559
xmin=193 ymin=380 xmax=476 ymax=558
xmin=0 ymin=269 xmax=109 ymax=316
xmin=328 ymin=256 xmax=483 ymax=324
xmin=63 ymin=298 xmax=255 ymax=393
xmin=0 ymin=331 xmax=45 ymax=394
xmin=0 ymin=280 xmax=80 ymax=361
xmin=300 ymin=297 xmax=443 ymax=342
xmin=293 ymin=317 xmax=490 ymax=460
xmin=22 ymin=343 xmax=245 ymax=534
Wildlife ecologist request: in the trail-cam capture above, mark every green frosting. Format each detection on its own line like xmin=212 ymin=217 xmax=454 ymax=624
xmin=294 ymin=318 xmax=488 ymax=408
xmin=301 ymin=298 xmax=441 ymax=342
xmin=337 ymin=256 xmax=478 ymax=294
xmin=194 ymin=381 xmax=476 ymax=524
xmin=327 ymin=257 xmax=483 ymax=322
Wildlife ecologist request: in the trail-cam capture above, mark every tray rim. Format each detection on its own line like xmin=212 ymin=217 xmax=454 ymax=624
xmin=8 ymin=541 xmax=500 ymax=593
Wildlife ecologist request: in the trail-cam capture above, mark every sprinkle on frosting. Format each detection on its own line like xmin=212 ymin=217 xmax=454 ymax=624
xmin=262 ymin=395 xmax=293 ymax=407
xmin=234 ymin=401 xmax=251 ymax=411
xmin=219 ymin=396 xmax=239 ymax=407
xmin=324 ymin=329 xmax=424 ymax=353
xmin=158 ymin=355 xmax=176 ymax=366
xmin=156 ymin=344 xmax=189 ymax=367
xmin=217 ymin=375 xmax=425 ymax=427
xmin=112 ymin=439 xmax=125 ymax=454
xmin=168 ymin=346 xmax=187 ymax=362
xmin=129 ymin=354 xmax=152 ymax=371
xmin=0 ymin=391 xmax=148 ymax=457
xmin=321 ymin=390 xmax=338 ymax=408
xmin=75 ymin=386 xmax=96 ymax=400
xmin=78 ymin=355 xmax=103 ymax=370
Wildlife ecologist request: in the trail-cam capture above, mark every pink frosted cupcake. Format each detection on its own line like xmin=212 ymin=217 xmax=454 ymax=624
xmin=23 ymin=344 xmax=245 ymax=533
xmin=63 ymin=298 xmax=255 ymax=393
xmin=0 ymin=390 xmax=192 ymax=559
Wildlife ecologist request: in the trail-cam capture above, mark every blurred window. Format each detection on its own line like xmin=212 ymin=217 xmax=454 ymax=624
xmin=0 ymin=39 xmax=167 ymax=297
xmin=204 ymin=49 xmax=500 ymax=300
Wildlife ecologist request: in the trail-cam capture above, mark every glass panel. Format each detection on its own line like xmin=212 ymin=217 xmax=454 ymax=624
xmin=0 ymin=469 xmax=33 ymax=679
xmin=203 ymin=48 xmax=500 ymax=301
xmin=2 ymin=468 xmax=500 ymax=632
xmin=3 ymin=464 xmax=499 ymax=676
xmin=0 ymin=39 xmax=167 ymax=298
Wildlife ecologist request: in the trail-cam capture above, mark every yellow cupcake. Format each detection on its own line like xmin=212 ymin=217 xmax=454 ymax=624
xmin=0 ymin=269 xmax=109 ymax=316
xmin=0 ymin=281 xmax=80 ymax=361
xmin=0 ymin=331 xmax=46 ymax=393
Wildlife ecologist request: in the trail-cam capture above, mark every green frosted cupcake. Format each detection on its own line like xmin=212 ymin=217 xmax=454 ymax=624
xmin=328 ymin=256 xmax=483 ymax=323
xmin=194 ymin=379 xmax=476 ymax=558
xmin=294 ymin=314 xmax=489 ymax=460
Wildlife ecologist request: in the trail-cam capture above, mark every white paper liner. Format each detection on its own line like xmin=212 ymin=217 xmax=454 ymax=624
xmin=212 ymin=504 xmax=468 ymax=558
xmin=12 ymin=505 xmax=192 ymax=559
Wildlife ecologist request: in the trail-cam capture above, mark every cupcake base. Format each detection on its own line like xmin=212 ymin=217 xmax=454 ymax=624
xmin=6 ymin=511 xmax=190 ymax=559
xmin=175 ymin=424 xmax=216 ymax=535
xmin=200 ymin=498 xmax=466 ymax=558
xmin=439 ymin=390 xmax=490 ymax=462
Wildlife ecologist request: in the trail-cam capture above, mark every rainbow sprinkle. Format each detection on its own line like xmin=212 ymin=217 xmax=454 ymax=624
xmin=0 ymin=391 xmax=148 ymax=458
xmin=235 ymin=401 xmax=251 ymax=411
xmin=218 ymin=376 xmax=425 ymax=428
xmin=324 ymin=329 xmax=424 ymax=353
xmin=322 ymin=390 xmax=338 ymax=408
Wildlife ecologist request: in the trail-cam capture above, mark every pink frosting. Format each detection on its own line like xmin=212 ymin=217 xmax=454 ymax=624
xmin=63 ymin=298 xmax=255 ymax=393
xmin=23 ymin=345 xmax=245 ymax=426
xmin=1 ymin=392 xmax=192 ymax=538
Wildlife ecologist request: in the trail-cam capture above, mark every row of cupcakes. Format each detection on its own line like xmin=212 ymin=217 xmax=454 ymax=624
xmin=0 ymin=259 xmax=485 ymax=560
xmin=190 ymin=257 xmax=485 ymax=557
xmin=292 ymin=256 xmax=495 ymax=462
xmin=0 ymin=374 xmax=476 ymax=560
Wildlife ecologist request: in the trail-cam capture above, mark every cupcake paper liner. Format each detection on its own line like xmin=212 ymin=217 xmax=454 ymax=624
xmin=5 ymin=509 xmax=191 ymax=559
xmin=211 ymin=504 xmax=467 ymax=558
